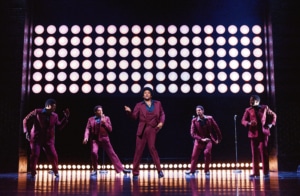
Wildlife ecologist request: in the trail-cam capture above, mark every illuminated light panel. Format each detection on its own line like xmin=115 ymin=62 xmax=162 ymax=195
xmin=30 ymin=24 xmax=266 ymax=95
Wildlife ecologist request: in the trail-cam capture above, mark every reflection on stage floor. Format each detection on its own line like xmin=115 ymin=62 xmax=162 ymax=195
xmin=0 ymin=169 xmax=299 ymax=195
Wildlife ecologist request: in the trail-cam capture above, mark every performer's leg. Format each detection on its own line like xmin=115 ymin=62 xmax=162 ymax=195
xmin=132 ymin=135 xmax=147 ymax=175
xmin=260 ymin=136 xmax=270 ymax=175
xmin=147 ymin=130 xmax=161 ymax=171
xmin=44 ymin=144 xmax=59 ymax=175
xmin=29 ymin=142 xmax=40 ymax=177
xmin=203 ymin=141 xmax=212 ymax=173
xmin=90 ymin=140 xmax=99 ymax=171
xmin=250 ymin=138 xmax=260 ymax=175
xmin=101 ymin=137 xmax=124 ymax=173
xmin=190 ymin=142 xmax=202 ymax=173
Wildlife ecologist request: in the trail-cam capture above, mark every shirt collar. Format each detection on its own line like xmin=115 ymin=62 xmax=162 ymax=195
xmin=197 ymin=115 xmax=207 ymax=121
xmin=252 ymin=105 xmax=261 ymax=109
xmin=42 ymin=108 xmax=52 ymax=115
xmin=143 ymin=100 xmax=155 ymax=104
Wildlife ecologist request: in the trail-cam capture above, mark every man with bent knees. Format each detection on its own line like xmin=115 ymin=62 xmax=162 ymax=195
xmin=83 ymin=105 xmax=131 ymax=176
xmin=23 ymin=98 xmax=70 ymax=178
xmin=185 ymin=105 xmax=222 ymax=176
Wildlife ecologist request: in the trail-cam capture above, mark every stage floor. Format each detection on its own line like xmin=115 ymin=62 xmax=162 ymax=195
xmin=0 ymin=169 xmax=299 ymax=195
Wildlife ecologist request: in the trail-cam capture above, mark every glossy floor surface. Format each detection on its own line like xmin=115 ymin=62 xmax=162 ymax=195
xmin=0 ymin=169 xmax=299 ymax=195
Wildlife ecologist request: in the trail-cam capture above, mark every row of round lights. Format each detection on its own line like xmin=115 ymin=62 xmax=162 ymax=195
xmin=37 ymin=162 xmax=253 ymax=170
xmin=31 ymin=81 xmax=265 ymax=94
xmin=34 ymin=24 xmax=262 ymax=36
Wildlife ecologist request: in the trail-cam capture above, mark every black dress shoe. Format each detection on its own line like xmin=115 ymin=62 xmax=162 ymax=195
xmin=30 ymin=171 xmax=36 ymax=178
xmin=249 ymin=174 xmax=260 ymax=178
xmin=90 ymin=170 xmax=97 ymax=176
xmin=123 ymin=169 xmax=131 ymax=174
xmin=185 ymin=171 xmax=195 ymax=175
xmin=158 ymin=171 xmax=164 ymax=178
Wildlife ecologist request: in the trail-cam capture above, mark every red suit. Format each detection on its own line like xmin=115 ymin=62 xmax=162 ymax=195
xmin=84 ymin=116 xmax=125 ymax=173
xmin=127 ymin=100 xmax=165 ymax=176
xmin=189 ymin=115 xmax=222 ymax=173
xmin=23 ymin=108 xmax=68 ymax=176
xmin=241 ymin=105 xmax=277 ymax=176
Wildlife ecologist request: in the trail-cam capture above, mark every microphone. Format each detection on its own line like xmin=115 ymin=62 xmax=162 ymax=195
xmin=234 ymin=115 xmax=237 ymax=120
xmin=192 ymin=115 xmax=195 ymax=119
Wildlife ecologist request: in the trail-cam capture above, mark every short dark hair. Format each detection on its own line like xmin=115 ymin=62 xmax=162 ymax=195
xmin=142 ymin=87 xmax=153 ymax=96
xmin=45 ymin=99 xmax=56 ymax=106
xmin=250 ymin=94 xmax=260 ymax=102
xmin=196 ymin=105 xmax=204 ymax=110
xmin=93 ymin=105 xmax=102 ymax=112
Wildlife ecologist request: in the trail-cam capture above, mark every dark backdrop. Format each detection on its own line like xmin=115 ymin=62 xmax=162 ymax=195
xmin=1 ymin=0 xmax=299 ymax=173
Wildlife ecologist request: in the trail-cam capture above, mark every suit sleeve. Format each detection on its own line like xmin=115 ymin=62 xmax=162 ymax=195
xmin=84 ymin=118 xmax=92 ymax=140
xmin=101 ymin=116 xmax=112 ymax=132
xmin=211 ymin=117 xmax=222 ymax=141
xmin=241 ymin=108 xmax=250 ymax=127
xmin=266 ymin=106 xmax=277 ymax=126
xmin=127 ymin=103 xmax=140 ymax=120
xmin=23 ymin=109 xmax=36 ymax=133
xmin=55 ymin=113 xmax=69 ymax=131
xmin=190 ymin=119 xmax=201 ymax=140
xmin=158 ymin=101 xmax=165 ymax=124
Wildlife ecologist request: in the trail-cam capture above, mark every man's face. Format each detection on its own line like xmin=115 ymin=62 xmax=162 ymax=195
xmin=250 ymin=97 xmax=259 ymax=107
xmin=95 ymin=107 xmax=103 ymax=116
xmin=196 ymin=107 xmax=204 ymax=117
xmin=143 ymin=90 xmax=152 ymax=100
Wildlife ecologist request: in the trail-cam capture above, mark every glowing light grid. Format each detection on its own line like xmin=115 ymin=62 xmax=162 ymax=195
xmin=30 ymin=24 xmax=266 ymax=95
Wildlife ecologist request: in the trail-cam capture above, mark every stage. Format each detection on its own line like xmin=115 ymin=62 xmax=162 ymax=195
xmin=0 ymin=169 xmax=299 ymax=195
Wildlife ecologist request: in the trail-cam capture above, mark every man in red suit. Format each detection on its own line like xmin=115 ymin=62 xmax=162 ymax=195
xmin=124 ymin=87 xmax=165 ymax=178
xmin=23 ymin=98 xmax=70 ymax=178
xmin=83 ymin=105 xmax=131 ymax=176
xmin=185 ymin=105 xmax=222 ymax=176
xmin=241 ymin=94 xmax=277 ymax=178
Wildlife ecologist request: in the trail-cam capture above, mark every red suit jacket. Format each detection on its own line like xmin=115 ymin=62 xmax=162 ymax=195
xmin=241 ymin=105 xmax=277 ymax=138
xmin=84 ymin=116 xmax=112 ymax=140
xmin=23 ymin=108 xmax=68 ymax=144
xmin=128 ymin=100 xmax=165 ymax=136
xmin=190 ymin=115 xmax=222 ymax=144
